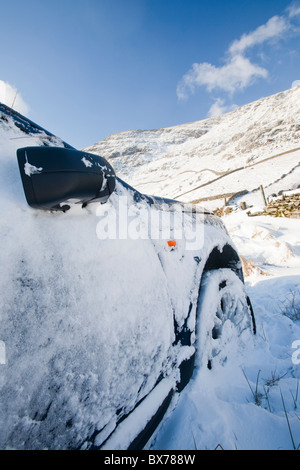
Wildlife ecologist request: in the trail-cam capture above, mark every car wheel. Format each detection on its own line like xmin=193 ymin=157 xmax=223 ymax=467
xmin=195 ymin=268 xmax=256 ymax=370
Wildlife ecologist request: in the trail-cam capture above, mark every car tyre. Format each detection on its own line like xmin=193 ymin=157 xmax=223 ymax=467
xmin=196 ymin=268 xmax=256 ymax=370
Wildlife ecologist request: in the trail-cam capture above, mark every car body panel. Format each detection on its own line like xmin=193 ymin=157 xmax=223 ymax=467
xmin=0 ymin=103 xmax=245 ymax=449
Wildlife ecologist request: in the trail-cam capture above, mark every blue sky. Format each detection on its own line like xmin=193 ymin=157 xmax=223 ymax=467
xmin=0 ymin=0 xmax=299 ymax=148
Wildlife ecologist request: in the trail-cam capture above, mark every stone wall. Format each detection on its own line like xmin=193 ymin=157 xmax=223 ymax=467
xmin=264 ymin=192 xmax=300 ymax=218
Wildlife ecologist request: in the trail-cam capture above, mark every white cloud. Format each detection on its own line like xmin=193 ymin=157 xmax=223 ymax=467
xmin=177 ymin=5 xmax=298 ymax=103
xmin=291 ymin=79 xmax=300 ymax=87
xmin=207 ymin=98 xmax=238 ymax=117
xmin=228 ymin=15 xmax=289 ymax=56
xmin=177 ymin=54 xmax=268 ymax=99
xmin=0 ymin=80 xmax=29 ymax=115
xmin=288 ymin=3 xmax=300 ymax=18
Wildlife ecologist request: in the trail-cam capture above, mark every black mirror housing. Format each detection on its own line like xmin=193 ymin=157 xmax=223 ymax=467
xmin=17 ymin=147 xmax=116 ymax=211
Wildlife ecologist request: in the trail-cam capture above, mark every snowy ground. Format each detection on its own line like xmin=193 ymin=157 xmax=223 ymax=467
xmin=150 ymin=210 xmax=300 ymax=451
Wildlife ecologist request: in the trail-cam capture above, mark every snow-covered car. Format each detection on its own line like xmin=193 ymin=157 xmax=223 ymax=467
xmin=0 ymin=103 xmax=256 ymax=450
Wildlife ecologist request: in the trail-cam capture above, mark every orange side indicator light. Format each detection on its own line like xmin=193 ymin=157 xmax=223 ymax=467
xmin=167 ymin=240 xmax=177 ymax=248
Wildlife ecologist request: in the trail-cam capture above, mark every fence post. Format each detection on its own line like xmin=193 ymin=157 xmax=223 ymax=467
xmin=260 ymin=185 xmax=267 ymax=206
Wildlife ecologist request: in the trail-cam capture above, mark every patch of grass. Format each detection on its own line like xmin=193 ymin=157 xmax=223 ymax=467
xmin=290 ymin=380 xmax=299 ymax=410
xmin=279 ymin=289 xmax=300 ymax=322
xmin=243 ymin=369 xmax=264 ymax=406
xmin=264 ymin=369 xmax=288 ymax=388
xmin=243 ymin=369 xmax=300 ymax=449
xmin=280 ymin=389 xmax=300 ymax=450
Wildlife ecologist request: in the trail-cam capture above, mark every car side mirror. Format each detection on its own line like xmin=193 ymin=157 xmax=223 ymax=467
xmin=17 ymin=146 xmax=116 ymax=211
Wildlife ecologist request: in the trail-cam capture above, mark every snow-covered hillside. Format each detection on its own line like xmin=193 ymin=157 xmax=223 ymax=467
xmin=85 ymin=86 xmax=300 ymax=210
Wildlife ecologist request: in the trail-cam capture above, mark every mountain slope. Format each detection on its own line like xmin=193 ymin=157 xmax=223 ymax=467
xmin=84 ymin=86 xmax=300 ymax=208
